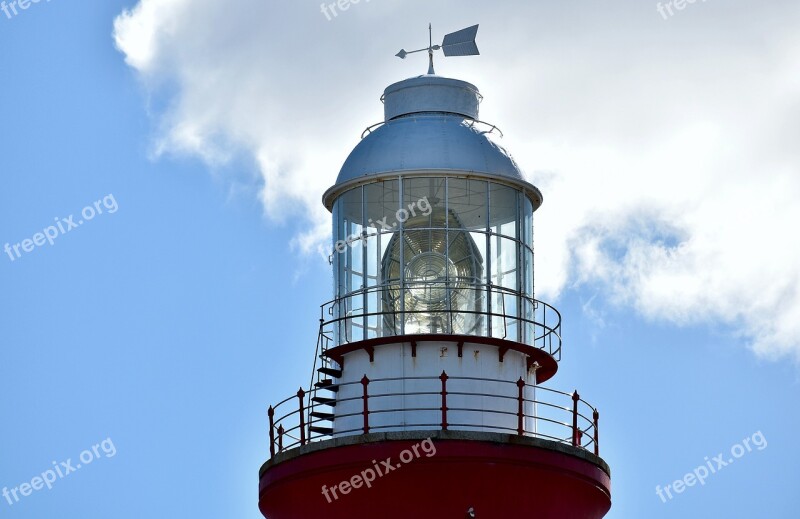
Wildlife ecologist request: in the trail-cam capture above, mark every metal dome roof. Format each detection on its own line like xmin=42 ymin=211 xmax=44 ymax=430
xmin=337 ymin=114 xmax=524 ymax=181
xmin=324 ymin=75 xmax=537 ymax=209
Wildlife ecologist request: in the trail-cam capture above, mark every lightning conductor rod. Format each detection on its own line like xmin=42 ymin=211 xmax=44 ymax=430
xmin=428 ymin=23 xmax=435 ymax=75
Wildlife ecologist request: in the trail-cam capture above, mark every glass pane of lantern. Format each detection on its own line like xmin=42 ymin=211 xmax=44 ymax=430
xmin=403 ymin=177 xmax=445 ymax=224
xmin=489 ymin=183 xmax=518 ymax=238
xmin=365 ymin=180 xmax=400 ymax=235
xmin=448 ymin=179 xmax=487 ymax=231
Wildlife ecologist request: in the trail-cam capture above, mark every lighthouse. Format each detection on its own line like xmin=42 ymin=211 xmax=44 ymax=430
xmin=258 ymin=26 xmax=611 ymax=519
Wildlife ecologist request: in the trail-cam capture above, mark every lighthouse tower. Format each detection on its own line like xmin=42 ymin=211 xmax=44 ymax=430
xmin=259 ymin=27 xmax=611 ymax=519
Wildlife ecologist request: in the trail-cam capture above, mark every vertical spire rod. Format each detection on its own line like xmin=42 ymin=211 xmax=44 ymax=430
xmin=427 ymin=23 xmax=435 ymax=75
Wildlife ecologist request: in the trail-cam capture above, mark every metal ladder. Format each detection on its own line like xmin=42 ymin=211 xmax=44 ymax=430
xmin=307 ymin=326 xmax=340 ymax=438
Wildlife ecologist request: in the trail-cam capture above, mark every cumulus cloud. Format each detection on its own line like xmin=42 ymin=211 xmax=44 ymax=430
xmin=113 ymin=0 xmax=800 ymax=360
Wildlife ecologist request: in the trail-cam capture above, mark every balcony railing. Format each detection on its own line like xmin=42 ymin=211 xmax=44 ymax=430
xmin=266 ymin=374 xmax=600 ymax=460
xmin=319 ymin=283 xmax=562 ymax=361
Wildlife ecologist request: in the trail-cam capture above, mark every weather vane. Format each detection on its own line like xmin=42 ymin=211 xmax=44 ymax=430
xmin=396 ymin=24 xmax=480 ymax=75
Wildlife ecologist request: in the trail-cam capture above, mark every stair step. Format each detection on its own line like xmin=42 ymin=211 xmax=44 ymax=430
xmin=311 ymin=411 xmax=335 ymax=421
xmin=312 ymin=396 xmax=337 ymax=407
xmin=310 ymin=426 xmax=334 ymax=436
xmin=315 ymin=379 xmax=339 ymax=392
xmin=318 ymin=367 xmax=342 ymax=378
xmin=314 ymin=378 xmax=339 ymax=393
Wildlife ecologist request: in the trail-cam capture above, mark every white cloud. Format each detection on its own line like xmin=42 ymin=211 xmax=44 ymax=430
xmin=113 ymin=0 xmax=800 ymax=360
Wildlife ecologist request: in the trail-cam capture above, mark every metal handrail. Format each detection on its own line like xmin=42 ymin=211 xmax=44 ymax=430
xmin=318 ymin=283 xmax=562 ymax=360
xmin=266 ymin=374 xmax=600 ymax=460
xmin=361 ymin=121 xmax=385 ymax=139
xmin=464 ymin=119 xmax=504 ymax=138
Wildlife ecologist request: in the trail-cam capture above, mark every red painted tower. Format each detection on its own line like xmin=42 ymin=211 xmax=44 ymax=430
xmin=259 ymin=26 xmax=611 ymax=519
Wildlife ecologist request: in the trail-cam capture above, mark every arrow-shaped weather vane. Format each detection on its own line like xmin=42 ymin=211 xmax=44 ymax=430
xmin=396 ymin=24 xmax=480 ymax=74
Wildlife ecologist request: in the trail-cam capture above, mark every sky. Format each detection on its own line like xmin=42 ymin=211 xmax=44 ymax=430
xmin=1 ymin=0 xmax=799 ymax=518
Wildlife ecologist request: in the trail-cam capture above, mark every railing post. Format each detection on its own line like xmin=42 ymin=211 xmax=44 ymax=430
xmin=361 ymin=375 xmax=370 ymax=434
xmin=277 ymin=425 xmax=284 ymax=453
xmin=571 ymin=390 xmax=580 ymax=447
xmin=297 ymin=388 xmax=306 ymax=446
xmin=440 ymin=371 xmax=449 ymax=431
xmin=593 ymin=409 xmax=600 ymax=456
xmin=319 ymin=317 xmax=325 ymax=351
xmin=268 ymin=406 xmax=275 ymax=458
xmin=516 ymin=378 xmax=525 ymax=436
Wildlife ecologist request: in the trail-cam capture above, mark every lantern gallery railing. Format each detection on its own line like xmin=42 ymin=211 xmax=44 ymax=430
xmin=266 ymin=374 xmax=600 ymax=459
xmin=320 ymin=283 xmax=562 ymax=360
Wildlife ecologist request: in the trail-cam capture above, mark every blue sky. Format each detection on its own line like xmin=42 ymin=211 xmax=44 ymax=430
xmin=1 ymin=1 xmax=799 ymax=518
